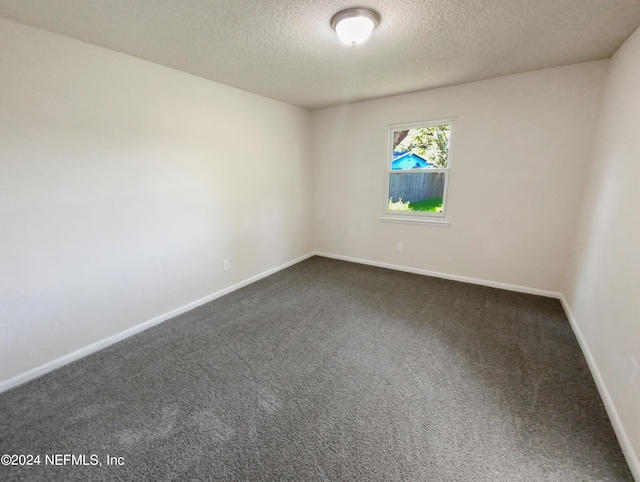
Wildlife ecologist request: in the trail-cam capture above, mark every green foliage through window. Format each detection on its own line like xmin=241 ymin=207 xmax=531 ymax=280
xmin=393 ymin=125 xmax=450 ymax=168
xmin=388 ymin=197 xmax=443 ymax=213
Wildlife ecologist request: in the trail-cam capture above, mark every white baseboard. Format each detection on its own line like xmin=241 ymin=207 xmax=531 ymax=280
xmin=313 ymin=251 xmax=561 ymax=298
xmin=559 ymin=295 xmax=640 ymax=481
xmin=0 ymin=252 xmax=315 ymax=394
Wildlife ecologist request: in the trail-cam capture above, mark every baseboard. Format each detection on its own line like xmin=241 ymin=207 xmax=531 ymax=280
xmin=313 ymin=251 xmax=561 ymax=298
xmin=0 ymin=252 xmax=315 ymax=394
xmin=559 ymin=295 xmax=640 ymax=481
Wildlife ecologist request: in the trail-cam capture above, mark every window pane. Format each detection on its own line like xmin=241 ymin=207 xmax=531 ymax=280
xmin=388 ymin=172 xmax=445 ymax=212
xmin=392 ymin=125 xmax=450 ymax=170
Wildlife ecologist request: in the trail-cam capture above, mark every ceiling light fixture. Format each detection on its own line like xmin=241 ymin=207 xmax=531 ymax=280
xmin=331 ymin=8 xmax=380 ymax=46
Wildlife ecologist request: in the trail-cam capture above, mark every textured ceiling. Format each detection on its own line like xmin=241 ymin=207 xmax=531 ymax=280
xmin=1 ymin=0 xmax=639 ymax=110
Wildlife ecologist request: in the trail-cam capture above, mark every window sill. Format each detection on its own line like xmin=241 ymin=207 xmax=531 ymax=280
xmin=379 ymin=215 xmax=450 ymax=227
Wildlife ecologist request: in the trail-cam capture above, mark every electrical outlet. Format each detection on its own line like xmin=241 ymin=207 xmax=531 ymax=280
xmin=223 ymin=260 xmax=230 ymax=271
xmin=628 ymin=357 xmax=638 ymax=384
xmin=397 ymin=242 xmax=403 ymax=252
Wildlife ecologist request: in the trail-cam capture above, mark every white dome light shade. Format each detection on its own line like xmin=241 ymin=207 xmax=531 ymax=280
xmin=331 ymin=8 xmax=380 ymax=46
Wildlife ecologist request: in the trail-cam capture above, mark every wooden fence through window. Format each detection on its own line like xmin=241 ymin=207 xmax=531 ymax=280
xmin=389 ymin=172 xmax=445 ymax=203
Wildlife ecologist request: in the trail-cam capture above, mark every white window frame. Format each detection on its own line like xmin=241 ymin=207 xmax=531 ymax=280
xmin=380 ymin=118 xmax=455 ymax=226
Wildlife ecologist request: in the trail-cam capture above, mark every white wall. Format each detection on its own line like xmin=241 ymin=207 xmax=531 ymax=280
xmin=0 ymin=19 xmax=313 ymax=385
xmin=311 ymin=62 xmax=608 ymax=293
xmin=563 ymin=26 xmax=640 ymax=476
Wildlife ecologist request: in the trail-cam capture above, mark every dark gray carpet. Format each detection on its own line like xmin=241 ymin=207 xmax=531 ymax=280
xmin=0 ymin=256 xmax=632 ymax=481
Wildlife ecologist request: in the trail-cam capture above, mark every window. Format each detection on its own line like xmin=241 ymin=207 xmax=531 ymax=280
xmin=382 ymin=119 xmax=454 ymax=224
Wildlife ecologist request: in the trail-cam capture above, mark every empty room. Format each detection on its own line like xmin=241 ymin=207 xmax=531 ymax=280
xmin=1 ymin=1 xmax=639 ymax=480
